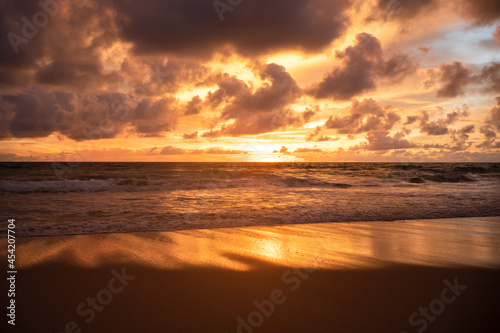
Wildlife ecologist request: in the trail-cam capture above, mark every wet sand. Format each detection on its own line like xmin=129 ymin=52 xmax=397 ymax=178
xmin=2 ymin=217 xmax=500 ymax=332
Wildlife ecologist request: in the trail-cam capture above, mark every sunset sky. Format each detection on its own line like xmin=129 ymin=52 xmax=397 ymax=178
xmin=1 ymin=0 xmax=499 ymax=162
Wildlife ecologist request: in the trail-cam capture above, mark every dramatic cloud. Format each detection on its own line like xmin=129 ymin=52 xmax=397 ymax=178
xmin=436 ymin=62 xmax=472 ymax=97
xmin=1 ymin=0 xmax=499 ymax=162
xmin=131 ymin=96 xmax=178 ymax=136
xmin=184 ymin=96 xmax=203 ymax=115
xmin=204 ymin=73 xmax=250 ymax=109
xmin=202 ymin=63 xmax=304 ymax=137
xmin=476 ymin=62 xmax=500 ymax=93
xmin=449 ymin=124 xmax=475 ymax=150
xmin=461 ymin=0 xmax=500 ymax=26
xmin=1 ymin=1 xmax=121 ymax=88
xmin=160 ymin=145 xmax=186 ymax=155
xmin=485 ymin=97 xmax=500 ymax=130
xmin=419 ymin=105 xmax=470 ymax=135
xmin=477 ymin=125 xmax=499 ymax=148
xmin=110 ymin=0 xmax=351 ymax=58
xmin=302 ymin=106 xmax=318 ymax=123
xmin=35 ymin=61 xmax=122 ymax=90
xmin=324 ymin=98 xmax=401 ymax=134
xmin=305 ymin=126 xmax=337 ymax=141
xmin=354 ymin=131 xmax=417 ymax=151
xmin=122 ymin=59 xmax=210 ymax=97
xmin=307 ymin=33 xmax=418 ymax=100
xmin=368 ymin=0 xmax=438 ymax=22
xmin=0 ymin=88 xmax=179 ymax=140
xmin=221 ymin=108 xmax=304 ymax=137
xmin=432 ymin=61 xmax=500 ymax=97
xmin=404 ymin=116 xmax=419 ymax=125
xmin=221 ymin=63 xmax=301 ymax=117
xmin=183 ymin=131 xmax=199 ymax=140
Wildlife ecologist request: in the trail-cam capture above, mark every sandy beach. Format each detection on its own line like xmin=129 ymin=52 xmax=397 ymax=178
xmin=2 ymin=217 xmax=500 ymax=332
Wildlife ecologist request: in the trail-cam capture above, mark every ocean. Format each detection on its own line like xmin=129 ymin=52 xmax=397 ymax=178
xmin=1 ymin=162 xmax=499 ymax=236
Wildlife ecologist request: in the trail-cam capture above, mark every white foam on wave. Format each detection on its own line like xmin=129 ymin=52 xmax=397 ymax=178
xmin=0 ymin=177 xmax=252 ymax=193
xmin=0 ymin=178 xmax=121 ymax=193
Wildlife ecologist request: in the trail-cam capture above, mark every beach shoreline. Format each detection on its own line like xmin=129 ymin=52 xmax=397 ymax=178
xmin=2 ymin=216 xmax=500 ymax=332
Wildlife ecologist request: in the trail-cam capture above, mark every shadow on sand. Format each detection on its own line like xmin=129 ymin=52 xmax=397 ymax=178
xmin=9 ymin=253 xmax=500 ymax=333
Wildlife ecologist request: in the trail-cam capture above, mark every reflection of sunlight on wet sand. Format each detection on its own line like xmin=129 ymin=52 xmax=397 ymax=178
xmin=9 ymin=217 xmax=500 ymax=272
xmin=252 ymin=238 xmax=286 ymax=261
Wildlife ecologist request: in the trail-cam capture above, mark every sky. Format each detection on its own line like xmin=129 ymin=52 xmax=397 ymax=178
xmin=0 ymin=0 xmax=499 ymax=162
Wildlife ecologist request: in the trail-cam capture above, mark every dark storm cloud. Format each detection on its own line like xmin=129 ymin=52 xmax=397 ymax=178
xmin=477 ymin=124 xmax=499 ymax=148
xmin=480 ymin=125 xmax=497 ymax=139
xmin=184 ymin=96 xmax=203 ymax=115
xmin=461 ymin=0 xmax=500 ymax=25
xmin=404 ymin=115 xmax=419 ymax=125
xmin=35 ymin=60 xmax=122 ymax=90
xmin=419 ymin=113 xmax=448 ymax=135
xmin=122 ymin=58 xmax=211 ymax=97
xmin=0 ymin=68 xmax=32 ymax=88
xmin=302 ymin=106 xmax=318 ymax=123
xmin=306 ymin=33 xmax=418 ymax=100
xmin=0 ymin=87 xmax=179 ymax=140
xmin=368 ymin=0 xmax=500 ymax=26
xmin=324 ymin=98 xmax=401 ymax=134
xmin=204 ymin=73 xmax=250 ymax=108
xmin=0 ymin=0 xmax=55 ymax=67
xmin=0 ymin=95 xmax=15 ymax=139
xmin=435 ymin=62 xmax=472 ymax=97
xmin=368 ymin=0 xmax=438 ymax=22
xmin=131 ymin=97 xmax=178 ymax=136
xmin=476 ymin=62 xmax=500 ymax=93
xmin=419 ymin=105 xmax=470 ymax=135
xmin=1 ymin=1 xmax=212 ymax=92
xmin=432 ymin=61 xmax=500 ymax=97
xmin=1 ymin=0 xmax=121 ymax=88
xmin=354 ymin=131 xmax=416 ymax=151
xmin=485 ymin=97 xmax=500 ymax=130
xmin=109 ymin=0 xmax=351 ymax=58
